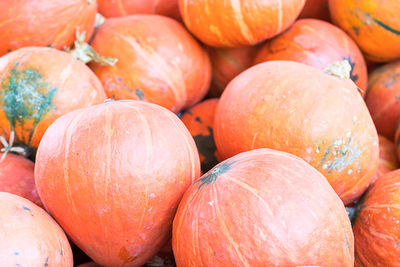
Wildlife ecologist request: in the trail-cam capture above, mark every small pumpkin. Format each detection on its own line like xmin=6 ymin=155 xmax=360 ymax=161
xmin=98 ymin=0 xmax=181 ymax=21
xmin=173 ymin=149 xmax=354 ymax=266
xmin=366 ymin=60 xmax=400 ymax=140
xmin=214 ymin=60 xmax=379 ymax=204
xmin=35 ymin=100 xmax=200 ymax=267
xmin=299 ymin=0 xmax=330 ymax=21
xmin=89 ymin=15 xmax=211 ymax=113
xmin=181 ymin=98 xmax=219 ymax=173
xmin=254 ymin=19 xmax=368 ymax=94
xmin=329 ymin=0 xmax=400 ymax=62
xmin=0 ymin=47 xmax=106 ymax=153
xmin=0 ymin=0 xmax=97 ymax=56
xmin=0 ymin=192 xmax=73 ymax=266
xmin=353 ymin=169 xmax=400 ymax=266
xmin=179 ymin=0 xmax=306 ymax=47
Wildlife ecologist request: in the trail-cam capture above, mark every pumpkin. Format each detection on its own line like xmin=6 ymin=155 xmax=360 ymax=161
xmin=329 ymin=0 xmax=400 ymax=62
xmin=299 ymin=0 xmax=330 ymax=21
xmin=181 ymin=98 xmax=219 ymax=173
xmin=98 ymin=0 xmax=181 ymax=21
xmin=0 ymin=192 xmax=73 ymax=266
xmin=353 ymin=169 xmax=400 ymax=266
xmin=208 ymin=46 xmax=257 ymax=97
xmin=0 ymin=152 xmax=42 ymax=207
xmin=0 ymin=0 xmax=96 ymax=56
xmin=178 ymin=0 xmax=306 ymax=47
xmin=173 ymin=148 xmax=354 ymax=266
xmin=254 ymin=19 xmax=368 ymax=94
xmin=214 ymin=60 xmax=379 ymax=204
xmin=89 ymin=15 xmax=211 ymax=113
xmin=76 ymin=263 xmax=101 ymax=267
xmin=0 ymin=47 xmax=106 ymax=153
xmin=366 ymin=60 xmax=400 ymax=140
xmin=35 ymin=100 xmax=200 ymax=267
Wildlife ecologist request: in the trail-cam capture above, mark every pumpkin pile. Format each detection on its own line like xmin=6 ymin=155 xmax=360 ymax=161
xmin=1 ymin=0 xmax=400 ymax=266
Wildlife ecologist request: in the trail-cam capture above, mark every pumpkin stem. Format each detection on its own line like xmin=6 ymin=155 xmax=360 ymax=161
xmin=0 ymin=131 xmax=28 ymax=161
xmin=67 ymin=30 xmax=118 ymax=66
xmin=324 ymin=60 xmax=352 ymax=79
xmin=95 ymin=13 xmax=106 ymax=28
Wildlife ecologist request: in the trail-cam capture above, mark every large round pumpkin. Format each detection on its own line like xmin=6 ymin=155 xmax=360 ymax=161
xmin=329 ymin=0 xmax=400 ymax=62
xmin=0 ymin=152 xmax=42 ymax=207
xmin=0 ymin=47 xmax=106 ymax=152
xmin=179 ymin=0 xmax=306 ymax=47
xmin=173 ymin=149 xmax=354 ymax=266
xmin=0 ymin=0 xmax=96 ymax=56
xmin=254 ymin=19 xmax=368 ymax=94
xmin=181 ymin=98 xmax=219 ymax=173
xmin=353 ymin=169 xmax=400 ymax=266
xmin=299 ymin=0 xmax=330 ymax=21
xmin=366 ymin=60 xmax=400 ymax=140
xmin=214 ymin=60 xmax=379 ymax=204
xmin=89 ymin=15 xmax=211 ymax=113
xmin=35 ymin=100 xmax=200 ymax=267
xmin=0 ymin=192 xmax=73 ymax=266
xmin=98 ymin=0 xmax=181 ymax=20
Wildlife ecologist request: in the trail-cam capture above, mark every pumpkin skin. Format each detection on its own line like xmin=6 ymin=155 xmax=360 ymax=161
xmin=208 ymin=46 xmax=257 ymax=97
xmin=0 ymin=192 xmax=73 ymax=266
xmin=35 ymin=100 xmax=200 ymax=267
xmin=329 ymin=0 xmax=400 ymax=62
xmin=0 ymin=153 xmax=42 ymax=207
xmin=0 ymin=0 xmax=96 ymax=56
xmin=353 ymin=169 xmax=400 ymax=266
xmin=366 ymin=61 xmax=400 ymax=140
xmin=98 ymin=0 xmax=181 ymax=21
xmin=299 ymin=0 xmax=330 ymax=21
xmin=90 ymin=15 xmax=211 ymax=113
xmin=0 ymin=47 xmax=106 ymax=151
xmin=214 ymin=61 xmax=379 ymax=204
xmin=173 ymin=149 xmax=354 ymax=266
xmin=254 ymin=19 xmax=368 ymax=94
xmin=179 ymin=0 xmax=306 ymax=47
xmin=181 ymin=98 xmax=219 ymax=173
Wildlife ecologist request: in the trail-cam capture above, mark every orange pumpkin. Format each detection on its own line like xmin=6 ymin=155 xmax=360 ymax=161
xmin=254 ymin=19 xmax=368 ymax=94
xmin=329 ymin=0 xmax=400 ymax=62
xmin=0 ymin=47 xmax=106 ymax=152
xmin=366 ymin=61 xmax=400 ymax=140
xmin=35 ymin=100 xmax=200 ymax=267
xmin=181 ymin=98 xmax=219 ymax=173
xmin=179 ymin=0 xmax=306 ymax=47
xmin=353 ymin=169 xmax=400 ymax=266
xmin=98 ymin=0 xmax=181 ymax=20
xmin=299 ymin=0 xmax=330 ymax=21
xmin=0 ymin=192 xmax=73 ymax=266
xmin=173 ymin=149 xmax=354 ymax=266
xmin=208 ymin=46 xmax=258 ymax=97
xmin=0 ymin=153 xmax=42 ymax=207
xmin=0 ymin=0 xmax=96 ymax=56
xmin=89 ymin=15 xmax=211 ymax=113
xmin=214 ymin=61 xmax=379 ymax=204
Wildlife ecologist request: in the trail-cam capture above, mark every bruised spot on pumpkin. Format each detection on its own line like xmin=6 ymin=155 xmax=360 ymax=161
xmin=44 ymin=256 xmax=49 ymax=266
xmin=135 ymin=89 xmax=144 ymax=100
xmin=118 ymin=246 xmax=137 ymax=263
xmin=195 ymin=116 xmax=202 ymax=123
xmin=195 ymin=160 xmax=236 ymax=190
xmin=384 ymin=73 xmax=400 ymax=88
xmin=7 ymin=49 xmax=11 ymax=53
xmin=352 ymin=26 xmax=360 ymax=35
xmin=343 ymin=56 xmax=358 ymax=83
xmin=194 ymin=127 xmax=219 ymax=173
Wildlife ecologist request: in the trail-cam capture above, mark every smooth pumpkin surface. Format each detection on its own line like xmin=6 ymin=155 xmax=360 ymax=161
xmin=0 ymin=192 xmax=73 ymax=266
xmin=173 ymin=149 xmax=354 ymax=266
xmin=98 ymin=0 xmax=181 ymax=20
xmin=0 ymin=47 xmax=106 ymax=151
xmin=299 ymin=0 xmax=330 ymax=21
xmin=208 ymin=46 xmax=257 ymax=97
xmin=214 ymin=61 xmax=379 ymax=204
xmin=254 ymin=19 xmax=368 ymax=94
xmin=329 ymin=0 xmax=400 ymax=62
xmin=35 ymin=100 xmax=200 ymax=267
xmin=181 ymin=98 xmax=219 ymax=173
xmin=179 ymin=0 xmax=306 ymax=47
xmin=90 ymin=15 xmax=211 ymax=113
xmin=353 ymin=169 xmax=400 ymax=266
xmin=0 ymin=0 xmax=96 ymax=56
xmin=0 ymin=152 xmax=42 ymax=207
xmin=366 ymin=60 xmax=400 ymax=140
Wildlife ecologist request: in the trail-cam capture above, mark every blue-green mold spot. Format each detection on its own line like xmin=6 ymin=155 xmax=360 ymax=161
xmin=195 ymin=160 xmax=236 ymax=190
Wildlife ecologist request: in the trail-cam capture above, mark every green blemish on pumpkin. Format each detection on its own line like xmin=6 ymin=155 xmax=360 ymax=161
xmin=194 ymin=126 xmax=219 ymax=173
xmin=373 ymin=18 xmax=400 ymax=36
xmin=135 ymin=89 xmax=144 ymax=100
xmin=343 ymin=56 xmax=358 ymax=83
xmin=1 ymin=64 xmax=58 ymax=146
xmin=22 ymin=206 xmax=31 ymax=211
xmin=44 ymin=257 xmax=49 ymax=267
xmin=60 ymin=249 xmax=63 ymax=256
xmin=46 ymin=44 xmax=53 ymax=48
xmin=195 ymin=116 xmax=202 ymax=123
xmin=7 ymin=49 xmax=11 ymax=53
xmin=195 ymin=160 xmax=236 ymax=190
